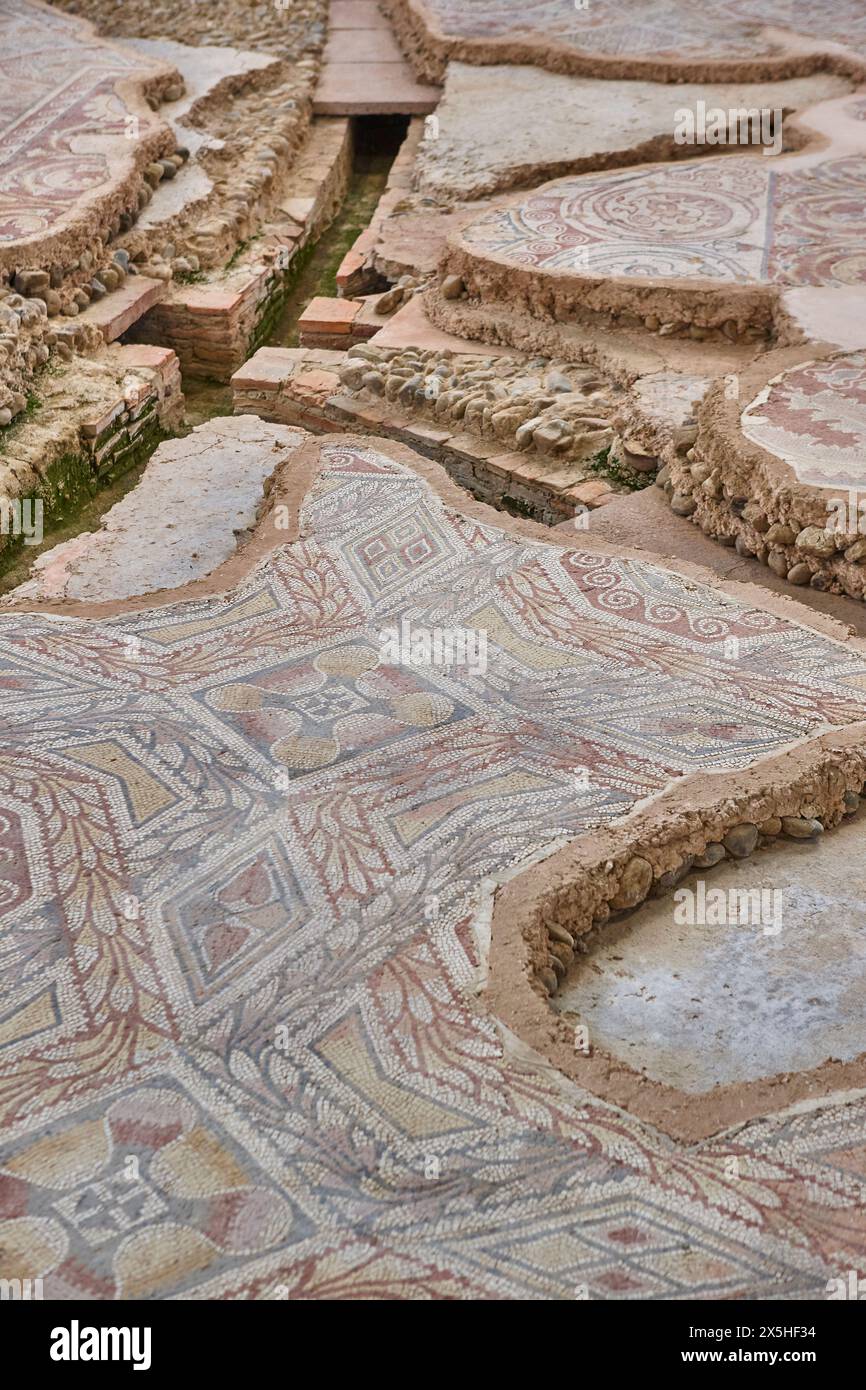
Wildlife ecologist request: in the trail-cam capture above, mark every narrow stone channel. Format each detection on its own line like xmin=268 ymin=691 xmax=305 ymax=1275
xmin=268 ymin=114 xmax=407 ymax=347
xmin=0 ymin=115 xmax=408 ymax=589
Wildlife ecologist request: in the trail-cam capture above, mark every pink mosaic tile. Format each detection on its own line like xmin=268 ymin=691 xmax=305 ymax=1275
xmin=0 ymin=0 xmax=169 ymax=248
xmin=741 ymin=352 xmax=866 ymax=489
xmin=3 ymin=440 xmax=866 ymax=1298
xmin=456 ymin=150 xmax=866 ymax=290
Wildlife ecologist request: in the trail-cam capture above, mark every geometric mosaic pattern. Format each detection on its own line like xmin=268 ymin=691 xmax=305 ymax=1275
xmin=0 ymin=0 xmax=168 ymax=246
xmin=456 ymin=151 xmax=866 ymax=288
xmin=409 ymin=0 xmax=866 ymax=62
xmin=742 ymin=352 xmax=866 ymax=489
xmin=4 ymin=441 xmax=866 ymax=1298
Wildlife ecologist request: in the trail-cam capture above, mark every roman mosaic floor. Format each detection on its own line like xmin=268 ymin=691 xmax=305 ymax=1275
xmin=383 ymin=0 xmax=866 ymax=70
xmin=444 ymin=90 xmax=866 ymax=297
xmin=0 ymin=0 xmax=174 ymax=257
xmin=5 ymin=437 xmax=866 ymax=1301
xmin=3 ymin=0 xmax=866 ymax=1305
xmin=741 ymin=354 xmax=866 ymax=490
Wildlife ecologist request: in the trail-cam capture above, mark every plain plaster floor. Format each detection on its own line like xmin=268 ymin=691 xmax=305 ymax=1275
xmin=555 ymin=812 xmax=866 ymax=1092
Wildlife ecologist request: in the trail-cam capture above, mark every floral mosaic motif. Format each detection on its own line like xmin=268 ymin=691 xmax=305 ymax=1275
xmin=5 ymin=441 xmax=866 ymax=1298
xmin=770 ymin=158 xmax=866 ymax=287
xmin=0 ymin=0 xmax=167 ymax=244
xmin=741 ymin=352 xmax=866 ymax=489
xmin=0 ymin=1080 xmax=308 ymax=1299
xmin=460 ymin=161 xmax=772 ymax=281
xmin=415 ymin=0 xmax=866 ymax=60
xmin=458 ymin=151 xmax=866 ymax=289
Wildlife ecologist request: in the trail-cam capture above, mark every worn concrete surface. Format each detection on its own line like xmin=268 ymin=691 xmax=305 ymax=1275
xmin=781 ymin=286 xmax=866 ymax=352
xmin=129 ymin=38 xmax=279 ymax=227
xmin=13 ymin=415 xmax=307 ymax=602
xmin=416 ymin=65 xmax=849 ymax=199
xmin=555 ymin=812 xmax=866 ymax=1092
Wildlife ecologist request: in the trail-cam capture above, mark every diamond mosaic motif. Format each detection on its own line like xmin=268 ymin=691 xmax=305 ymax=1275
xmin=4 ymin=441 xmax=866 ymax=1299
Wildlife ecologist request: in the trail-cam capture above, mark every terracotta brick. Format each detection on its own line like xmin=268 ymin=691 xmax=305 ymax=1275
xmin=298 ymin=296 xmax=362 ymax=334
xmin=488 ymin=451 xmax=551 ymax=482
xmin=535 ymin=464 xmax=591 ymax=493
xmin=278 ymin=196 xmax=316 ymax=226
xmin=351 ymin=300 xmax=390 ymax=340
xmin=121 ymin=378 xmax=156 ymax=410
xmin=80 ymin=398 xmax=125 ymax=440
xmin=369 ymin=295 xmax=515 ymax=355
xmin=176 ymin=286 xmax=245 ymax=315
xmin=314 ymin=63 xmax=440 ymax=116
xmin=290 ymin=368 xmax=342 ymax=399
xmin=77 ymin=276 xmax=165 ymax=342
xmin=326 ymin=395 xmax=388 ymax=428
xmin=445 ymin=432 xmax=509 ymax=462
xmin=566 ymin=479 xmax=615 ymax=508
xmin=335 ymin=247 xmax=367 ymax=289
xmin=230 ymin=348 xmax=296 ymax=393
xmin=115 ymin=343 xmax=177 ymax=372
xmin=393 ymin=420 xmax=453 ymax=447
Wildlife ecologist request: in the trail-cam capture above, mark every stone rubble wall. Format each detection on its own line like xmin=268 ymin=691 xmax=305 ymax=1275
xmin=128 ymin=119 xmax=353 ymax=380
xmin=0 ymin=344 xmax=182 ymax=562
xmin=651 ymin=348 xmax=866 ymax=602
xmin=230 ymin=342 xmax=634 ymax=524
xmin=52 ymin=0 xmax=330 ymax=277
xmin=2 ymin=0 xmax=329 ymax=430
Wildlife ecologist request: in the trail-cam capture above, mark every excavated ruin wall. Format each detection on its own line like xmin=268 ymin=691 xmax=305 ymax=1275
xmin=0 ymin=71 xmax=178 ymax=290
xmin=129 ymin=121 xmax=353 ymax=380
xmin=490 ymin=727 xmax=866 ymax=1141
xmin=654 ymin=347 xmax=866 ymax=601
xmin=0 ymin=349 xmax=183 ymax=566
xmin=435 ymin=239 xmax=776 ymax=346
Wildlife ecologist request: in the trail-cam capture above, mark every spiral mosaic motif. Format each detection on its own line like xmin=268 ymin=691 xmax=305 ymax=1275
xmin=4 ymin=440 xmax=866 ymax=1298
xmin=770 ymin=157 xmax=866 ymax=287
xmin=459 ymin=150 xmax=866 ymax=289
xmin=460 ymin=161 xmax=772 ymax=281
xmin=0 ymin=0 xmax=167 ymax=245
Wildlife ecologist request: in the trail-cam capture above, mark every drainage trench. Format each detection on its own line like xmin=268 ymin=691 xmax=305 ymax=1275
xmin=0 ymin=114 xmax=409 ymax=591
xmin=270 ymin=113 xmax=408 ymax=347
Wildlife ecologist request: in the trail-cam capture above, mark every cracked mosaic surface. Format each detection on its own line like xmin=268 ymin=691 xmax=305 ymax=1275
xmin=741 ymin=352 xmax=866 ymax=489
xmin=412 ymin=0 xmax=866 ymax=61
xmin=457 ymin=153 xmax=866 ymax=289
xmin=4 ymin=442 xmax=866 ymax=1299
xmin=0 ymin=0 xmax=166 ymax=245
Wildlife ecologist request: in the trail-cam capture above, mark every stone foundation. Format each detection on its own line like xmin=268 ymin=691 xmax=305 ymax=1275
xmin=231 ymin=343 xmax=628 ymax=524
xmin=0 ymin=344 xmax=183 ymax=565
xmin=128 ymin=118 xmax=353 ymax=379
xmin=653 ymin=347 xmax=866 ymax=602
